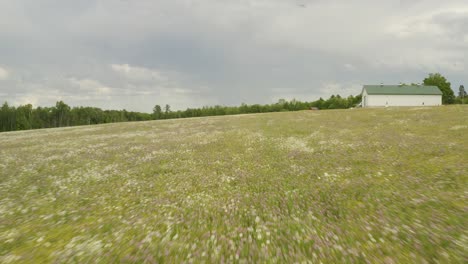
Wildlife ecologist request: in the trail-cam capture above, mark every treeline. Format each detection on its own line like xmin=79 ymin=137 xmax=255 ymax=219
xmin=155 ymin=94 xmax=362 ymax=119
xmin=0 ymin=101 xmax=152 ymax=132
xmin=0 ymin=94 xmax=362 ymax=132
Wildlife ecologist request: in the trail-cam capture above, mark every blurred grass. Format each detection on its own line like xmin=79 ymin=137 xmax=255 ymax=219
xmin=0 ymin=106 xmax=467 ymax=263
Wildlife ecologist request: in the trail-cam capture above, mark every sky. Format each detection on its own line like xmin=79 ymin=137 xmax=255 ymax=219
xmin=0 ymin=0 xmax=467 ymax=112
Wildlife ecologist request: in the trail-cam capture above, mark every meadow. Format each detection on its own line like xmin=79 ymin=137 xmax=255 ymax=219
xmin=0 ymin=106 xmax=466 ymax=263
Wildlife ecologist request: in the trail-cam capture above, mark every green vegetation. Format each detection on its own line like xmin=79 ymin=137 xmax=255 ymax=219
xmin=0 ymin=95 xmax=362 ymax=133
xmin=456 ymin=85 xmax=467 ymax=104
xmin=0 ymin=101 xmax=153 ymax=132
xmin=423 ymin=73 xmax=456 ymax=104
xmin=0 ymin=106 xmax=466 ymax=263
xmin=1 ymin=71 xmax=465 ymax=134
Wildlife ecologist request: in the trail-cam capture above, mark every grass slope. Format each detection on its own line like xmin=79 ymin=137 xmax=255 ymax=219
xmin=0 ymin=106 xmax=467 ymax=263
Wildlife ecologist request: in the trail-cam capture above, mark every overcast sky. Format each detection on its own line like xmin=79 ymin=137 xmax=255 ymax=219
xmin=0 ymin=0 xmax=467 ymax=112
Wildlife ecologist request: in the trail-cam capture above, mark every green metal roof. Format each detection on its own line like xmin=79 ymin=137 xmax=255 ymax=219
xmin=363 ymin=85 xmax=442 ymax=95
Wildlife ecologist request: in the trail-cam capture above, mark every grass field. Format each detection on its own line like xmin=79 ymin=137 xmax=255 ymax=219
xmin=0 ymin=106 xmax=467 ymax=263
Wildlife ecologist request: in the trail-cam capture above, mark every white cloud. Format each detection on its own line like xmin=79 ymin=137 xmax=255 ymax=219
xmin=174 ymin=88 xmax=196 ymax=95
xmin=320 ymin=82 xmax=362 ymax=97
xmin=68 ymin=78 xmax=112 ymax=95
xmin=12 ymin=94 xmax=39 ymax=106
xmin=387 ymin=7 xmax=468 ymax=39
xmin=0 ymin=67 xmax=10 ymax=80
xmin=344 ymin=64 xmax=356 ymax=71
xmin=110 ymin=64 xmax=168 ymax=82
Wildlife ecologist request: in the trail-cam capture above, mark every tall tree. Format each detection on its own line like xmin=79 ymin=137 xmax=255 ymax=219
xmin=0 ymin=102 xmax=16 ymax=131
xmin=153 ymin=105 xmax=162 ymax=120
xmin=0 ymin=102 xmax=10 ymax=131
xmin=458 ymin=85 xmax=466 ymax=104
xmin=164 ymin=104 xmax=171 ymax=119
xmin=423 ymin=73 xmax=455 ymax=104
xmin=54 ymin=101 xmax=71 ymax=127
xmin=16 ymin=104 xmax=33 ymax=130
xmin=459 ymin=85 xmax=466 ymax=98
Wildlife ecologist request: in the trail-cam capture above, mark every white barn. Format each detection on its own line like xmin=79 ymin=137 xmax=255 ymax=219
xmin=361 ymin=85 xmax=442 ymax=107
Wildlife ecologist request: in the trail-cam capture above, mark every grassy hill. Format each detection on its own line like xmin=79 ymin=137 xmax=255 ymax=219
xmin=0 ymin=106 xmax=466 ymax=263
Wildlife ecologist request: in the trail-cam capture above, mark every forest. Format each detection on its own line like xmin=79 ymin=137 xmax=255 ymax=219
xmin=0 ymin=94 xmax=361 ymax=132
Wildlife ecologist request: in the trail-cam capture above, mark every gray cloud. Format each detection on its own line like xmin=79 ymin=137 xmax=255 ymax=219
xmin=0 ymin=66 xmax=9 ymax=80
xmin=0 ymin=0 xmax=467 ymax=112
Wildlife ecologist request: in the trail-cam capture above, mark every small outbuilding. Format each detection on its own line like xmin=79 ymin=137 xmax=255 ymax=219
xmin=361 ymin=85 xmax=442 ymax=107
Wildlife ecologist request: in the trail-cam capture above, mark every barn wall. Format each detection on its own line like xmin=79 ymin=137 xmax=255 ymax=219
xmin=367 ymin=94 xmax=441 ymax=107
xmin=362 ymin=90 xmax=368 ymax=107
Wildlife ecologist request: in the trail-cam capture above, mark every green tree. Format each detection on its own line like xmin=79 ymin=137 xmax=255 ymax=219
xmin=2 ymin=94 xmax=370 ymax=134
xmin=0 ymin=102 xmax=10 ymax=131
xmin=164 ymin=104 xmax=171 ymax=119
xmin=459 ymin=85 xmax=466 ymax=97
xmin=16 ymin=104 xmax=33 ymax=130
xmin=423 ymin=73 xmax=455 ymax=104
xmin=153 ymin=105 xmax=162 ymax=120
xmin=54 ymin=101 xmax=71 ymax=127
xmin=0 ymin=102 xmax=16 ymax=131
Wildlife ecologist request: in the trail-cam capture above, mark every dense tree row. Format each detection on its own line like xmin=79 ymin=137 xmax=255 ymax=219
xmin=153 ymin=94 xmax=362 ymax=119
xmin=2 ymin=71 xmax=464 ymax=133
xmin=0 ymin=101 xmax=152 ymax=132
xmin=0 ymin=94 xmax=362 ymax=132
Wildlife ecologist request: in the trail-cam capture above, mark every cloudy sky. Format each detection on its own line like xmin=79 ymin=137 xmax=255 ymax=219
xmin=0 ymin=0 xmax=467 ymax=112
